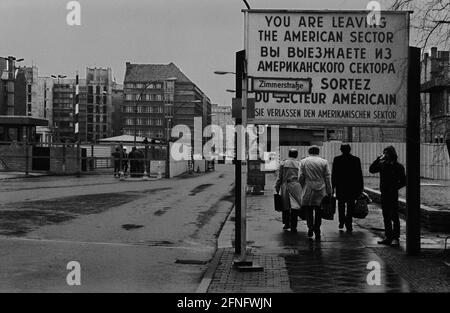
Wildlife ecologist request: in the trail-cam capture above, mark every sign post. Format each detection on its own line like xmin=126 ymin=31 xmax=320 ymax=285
xmin=406 ymin=47 xmax=421 ymax=255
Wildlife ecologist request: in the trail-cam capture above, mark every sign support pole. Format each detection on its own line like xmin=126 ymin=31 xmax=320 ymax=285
xmin=406 ymin=46 xmax=421 ymax=256
xmin=234 ymin=50 xmax=244 ymax=255
xmin=240 ymin=60 xmax=248 ymax=262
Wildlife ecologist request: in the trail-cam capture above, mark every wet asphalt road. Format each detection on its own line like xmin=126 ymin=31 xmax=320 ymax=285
xmin=0 ymin=165 xmax=234 ymax=292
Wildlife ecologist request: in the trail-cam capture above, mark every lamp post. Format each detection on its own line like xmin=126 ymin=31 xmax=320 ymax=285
xmin=214 ymin=65 xmax=248 ymax=261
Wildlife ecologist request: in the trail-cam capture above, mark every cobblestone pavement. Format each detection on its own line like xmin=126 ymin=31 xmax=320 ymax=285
xmin=206 ymin=173 xmax=450 ymax=293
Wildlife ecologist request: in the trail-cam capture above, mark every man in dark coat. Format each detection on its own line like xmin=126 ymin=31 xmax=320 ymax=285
xmin=128 ymin=147 xmax=139 ymax=177
xmin=369 ymin=146 xmax=406 ymax=247
xmin=332 ymin=144 xmax=363 ymax=233
xmin=112 ymin=148 xmax=121 ymax=177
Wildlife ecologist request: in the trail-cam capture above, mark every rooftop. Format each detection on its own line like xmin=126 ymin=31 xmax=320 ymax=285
xmin=124 ymin=62 xmax=192 ymax=83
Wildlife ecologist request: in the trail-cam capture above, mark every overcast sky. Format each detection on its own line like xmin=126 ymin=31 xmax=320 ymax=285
xmin=1 ymin=0 xmax=409 ymax=106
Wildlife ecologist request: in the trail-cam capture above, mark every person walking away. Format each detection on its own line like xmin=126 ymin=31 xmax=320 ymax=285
xmin=369 ymin=146 xmax=406 ymax=247
xmin=274 ymin=149 xmax=303 ymax=232
xmin=112 ymin=147 xmax=121 ymax=177
xmin=129 ymin=147 xmax=139 ymax=177
xmin=122 ymin=148 xmax=129 ymax=176
xmin=137 ymin=148 xmax=145 ymax=177
xmin=332 ymin=144 xmax=364 ymax=233
xmin=300 ymin=146 xmax=332 ymax=240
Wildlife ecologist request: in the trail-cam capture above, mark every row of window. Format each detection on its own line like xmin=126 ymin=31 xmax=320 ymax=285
xmin=124 ymin=81 xmax=174 ymax=90
xmin=87 ymin=115 xmax=108 ymax=123
xmin=124 ymin=93 xmax=171 ymax=102
xmin=87 ymin=105 xmax=108 ymax=114
xmin=87 ymin=95 xmax=108 ymax=105
xmin=121 ymin=106 xmax=164 ymax=114
xmin=123 ymin=118 xmax=164 ymax=126
xmin=87 ymin=124 xmax=108 ymax=133
xmin=87 ymin=85 xmax=108 ymax=95
xmin=123 ymin=129 xmax=164 ymax=138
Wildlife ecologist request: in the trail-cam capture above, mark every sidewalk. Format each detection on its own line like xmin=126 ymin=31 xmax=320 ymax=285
xmin=203 ymin=174 xmax=450 ymax=293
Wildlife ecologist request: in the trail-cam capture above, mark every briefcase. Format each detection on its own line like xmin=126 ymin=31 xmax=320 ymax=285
xmin=274 ymin=193 xmax=283 ymax=212
xmin=353 ymin=192 xmax=371 ymax=219
xmin=321 ymin=195 xmax=336 ymax=220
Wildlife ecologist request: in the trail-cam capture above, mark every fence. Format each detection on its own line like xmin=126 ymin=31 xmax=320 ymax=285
xmin=280 ymin=142 xmax=450 ymax=180
xmin=0 ymin=141 xmax=210 ymax=178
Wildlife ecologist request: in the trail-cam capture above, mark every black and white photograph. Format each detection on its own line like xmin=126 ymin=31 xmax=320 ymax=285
xmin=0 ymin=0 xmax=449 ymax=305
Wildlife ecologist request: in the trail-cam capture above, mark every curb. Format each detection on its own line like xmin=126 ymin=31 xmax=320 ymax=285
xmin=196 ymin=248 xmax=224 ymax=293
xmin=196 ymin=202 xmax=235 ymax=293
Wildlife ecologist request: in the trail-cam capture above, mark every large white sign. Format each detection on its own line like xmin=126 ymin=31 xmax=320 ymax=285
xmin=245 ymin=10 xmax=409 ymax=126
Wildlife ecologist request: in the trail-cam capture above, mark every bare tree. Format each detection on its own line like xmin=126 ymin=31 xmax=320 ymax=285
xmin=389 ymin=0 xmax=450 ymax=51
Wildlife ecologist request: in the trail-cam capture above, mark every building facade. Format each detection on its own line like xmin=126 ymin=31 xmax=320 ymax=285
xmin=52 ymin=78 xmax=76 ymax=142
xmin=421 ymin=47 xmax=450 ymax=143
xmin=111 ymin=82 xmax=123 ymax=137
xmin=82 ymin=67 xmax=113 ymax=142
xmin=122 ymin=62 xmax=212 ymax=144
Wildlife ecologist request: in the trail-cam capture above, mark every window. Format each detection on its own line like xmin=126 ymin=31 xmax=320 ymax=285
xmin=27 ymin=85 xmax=32 ymax=93
xmin=156 ymin=94 xmax=162 ymax=101
xmin=96 ymin=86 xmax=101 ymax=95
xmin=28 ymin=94 xmax=32 ymax=103
xmin=103 ymin=115 xmax=107 ymax=123
xmin=87 ymin=106 xmax=93 ymax=113
xmin=103 ymin=105 xmax=107 ymax=114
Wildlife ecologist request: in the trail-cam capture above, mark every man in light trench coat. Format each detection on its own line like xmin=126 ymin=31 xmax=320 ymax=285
xmin=275 ymin=149 xmax=303 ymax=233
xmin=299 ymin=146 xmax=332 ymax=240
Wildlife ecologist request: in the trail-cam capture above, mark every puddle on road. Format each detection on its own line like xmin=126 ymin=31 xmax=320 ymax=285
xmin=154 ymin=207 xmax=172 ymax=216
xmin=0 ymin=192 xmax=140 ymax=236
xmin=189 ymin=184 xmax=213 ymax=196
xmin=122 ymin=224 xmax=144 ymax=230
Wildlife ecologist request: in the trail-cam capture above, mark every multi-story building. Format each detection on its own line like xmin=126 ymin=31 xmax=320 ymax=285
xmin=211 ymin=103 xmax=233 ymax=129
xmin=82 ymin=67 xmax=113 ymax=142
xmin=22 ymin=66 xmax=54 ymax=142
xmin=122 ymin=62 xmax=212 ymax=144
xmin=0 ymin=57 xmax=48 ymax=143
xmin=421 ymin=47 xmax=450 ymax=143
xmin=51 ymin=67 xmax=114 ymax=143
xmin=52 ymin=78 xmax=75 ymax=142
xmin=0 ymin=57 xmax=26 ymax=116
